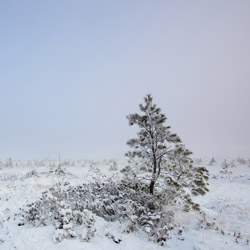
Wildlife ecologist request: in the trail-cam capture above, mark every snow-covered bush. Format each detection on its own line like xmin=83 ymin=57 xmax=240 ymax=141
xmin=220 ymin=160 xmax=232 ymax=178
xmin=89 ymin=165 xmax=100 ymax=174
xmin=6 ymin=157 xmax=13 ymax=167
xmin=109 ymin=160 xmax=118 ymax=171
xmin=237 ymin=157 xmax=247 ymax=165
xmin=25 ymin=170 xmax=39 ymax=178
xmin=20 ymin=180 xmax=175 ymax=245
xmin=80 ymin=210 xmax=96 ymax=242
xmin=21 ymin=183 xmax=96 ymax=243
xmin=0 ymin=174 xmax=23 ymax=182
xmin=229 ymin=160 xmax=236 ymax=168
xmin=48 ymin=165 xmax=67 ymax=176
xmin=208 ymin=158 xmax=216 ymax=166
xmin=53 ymin=208 xmax=95 ymax=243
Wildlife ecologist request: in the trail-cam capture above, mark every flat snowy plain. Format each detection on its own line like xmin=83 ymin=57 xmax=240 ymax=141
xmin=0 ymin=158 xmax=249 ymax=250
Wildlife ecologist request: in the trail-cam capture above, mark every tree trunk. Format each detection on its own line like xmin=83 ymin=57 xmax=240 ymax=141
xmin=149 ymin=180 xmax=155 ymax=194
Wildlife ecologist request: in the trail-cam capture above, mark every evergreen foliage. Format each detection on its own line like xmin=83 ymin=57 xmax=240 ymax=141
xmin=125 ymin=94 xmax=209 ymax=209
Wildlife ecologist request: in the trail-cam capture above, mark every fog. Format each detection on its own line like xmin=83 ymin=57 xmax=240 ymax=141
xmin=0 ymin=0 xmax=249 ymax=160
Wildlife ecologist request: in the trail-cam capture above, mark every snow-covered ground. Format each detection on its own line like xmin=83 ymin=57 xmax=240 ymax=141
xmin=0 ymin=159 xmax=249 ymax=249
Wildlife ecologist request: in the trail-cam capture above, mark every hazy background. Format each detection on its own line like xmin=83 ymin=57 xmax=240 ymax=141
xmin=0 ymin=0 xmax=250 ymax=160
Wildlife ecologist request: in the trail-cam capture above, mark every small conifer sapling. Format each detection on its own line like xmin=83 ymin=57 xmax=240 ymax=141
xmin=125 ymin=94 xmax=209 ymax=209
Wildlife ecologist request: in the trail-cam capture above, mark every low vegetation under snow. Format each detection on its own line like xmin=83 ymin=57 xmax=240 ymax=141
xmin=0 ymin=158 xmax=249 ymax=249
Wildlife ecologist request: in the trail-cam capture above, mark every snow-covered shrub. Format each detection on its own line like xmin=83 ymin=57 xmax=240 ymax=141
xmin=88 ymin=181 xmax=174 ymax=244
xmin=0 ymin=174 xmax=23 ymax=182
xmin=105 ymin=232 xmax=122 ymax=244
xmin=208 ymin=158 xmax=216 ymax=166
xmin=220 ymin=160 xmax=232 ymax=178
xmin=25 ymin=170 xmax=39 ymax=178
xmin=54 ymin=165 xmax=67 ymax=175
xmin=229 ymin=160 xmax=236 ymax=168
xmin=221 ymin=159 xmax=228 ymax=169
xmin=127 ymin=210 xmax=174 ymax=245
xmin=21 ymin=180 xmax=175 ymax=245
xmin=21 ymin=183 xmax=96 ymax=243
xmin=53 ymin=208 xmax=95 ymax=243
xmin=52 ymin=209 xmax=76 ymax=243
xmin=80 ymin=210 xmax=96 ymax=242
xmin=89 ymin=165 xmax=100 ymax=174
xmin=237 ymin=157 xmax=247 ymax=165
xmin=6 ymin=157 xmax=13 ymax=167
xmin=109 ymin=160 xmax=118 ymax=171
xmin=48 ymin=165 xmax=67 ymax=176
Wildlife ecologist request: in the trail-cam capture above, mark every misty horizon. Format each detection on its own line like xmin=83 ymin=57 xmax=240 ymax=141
xmin=1 ymin=1 xmax=250 ymax=160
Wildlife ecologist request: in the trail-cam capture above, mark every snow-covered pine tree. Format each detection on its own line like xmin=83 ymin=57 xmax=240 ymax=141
xmin=125 ymin=94 xmax=209 ymax=205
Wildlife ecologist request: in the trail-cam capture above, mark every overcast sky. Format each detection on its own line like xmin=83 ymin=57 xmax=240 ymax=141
xmin=0 ymin=0 xmax=249 ymax=160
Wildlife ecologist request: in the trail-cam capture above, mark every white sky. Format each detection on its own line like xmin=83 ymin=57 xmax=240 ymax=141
xmin=0 ymin=0 xmax=250 ymax=160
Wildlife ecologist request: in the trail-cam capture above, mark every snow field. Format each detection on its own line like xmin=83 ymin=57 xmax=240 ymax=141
xmin=0 ymin=158 xmax=249 ymax=249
